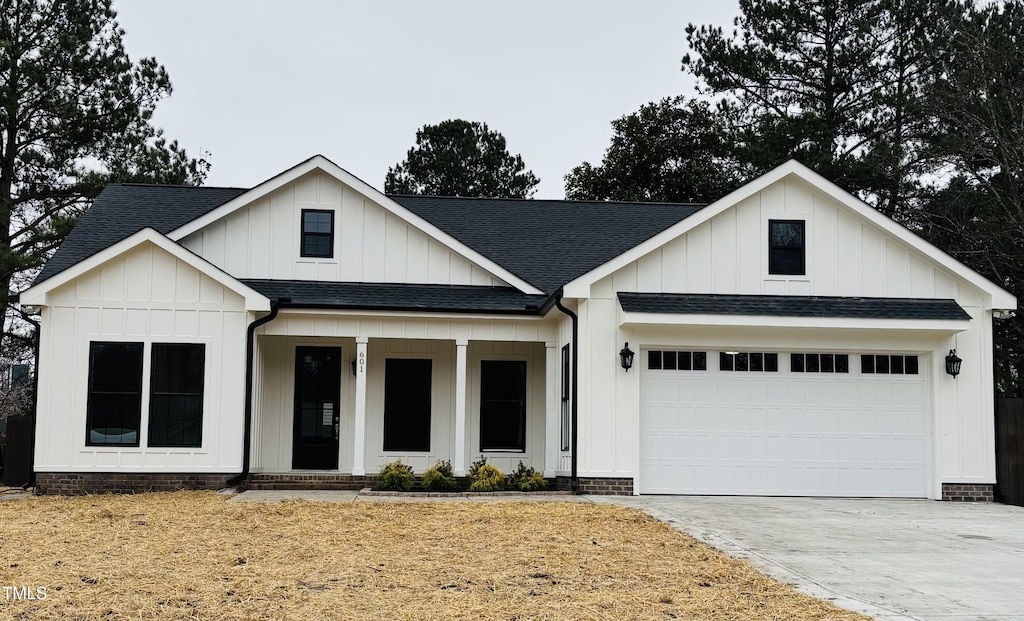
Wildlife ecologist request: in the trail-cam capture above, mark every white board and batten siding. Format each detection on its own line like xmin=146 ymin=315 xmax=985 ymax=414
xmin=34 ymin=242 xmax=247 ymax=472
xmin=179 ymin=170 xmax=506 ymax=287
xmin=577 ymin=174 xmax=996 ymax=497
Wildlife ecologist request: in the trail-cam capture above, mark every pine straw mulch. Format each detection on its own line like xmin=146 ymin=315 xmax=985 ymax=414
xmin=0 ymin=492 xmax=868 ymax=620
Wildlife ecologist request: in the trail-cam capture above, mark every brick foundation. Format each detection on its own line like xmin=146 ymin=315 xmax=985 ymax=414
xmin=35 ymin=472 xmax=234 ymax=495
xmin=555 ymin=476 xmax=633 ymax=495
xmin=942 ymin=483 xmax=994 ymax=502
xmin=244 ymin=473 xmax=378 ymax=491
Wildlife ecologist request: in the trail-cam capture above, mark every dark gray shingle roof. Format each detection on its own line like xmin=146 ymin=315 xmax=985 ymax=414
xmin=34 ymin=184 xmax=246 ymax=284
xmin=617 ymin=292 xmax=972 ymax=321
xmin=390 ymin=195 xmax=703 ymax=294
xmin=35 ymin=185 xmax=702 ymax=294
xmin=242 ymin=279 xmax=549 ymax=314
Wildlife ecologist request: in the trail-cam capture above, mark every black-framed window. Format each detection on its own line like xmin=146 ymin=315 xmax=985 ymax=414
xmin=300 ymin=209 xmax=334 ymax=258
xmin=720 ymin=352 xmax=779 ymax=372
xmin=383 ymin=358 xmax=432 ymax=451
xmin=560 ymin=346 xmax=570 ymax=452
xmin=791 ymin=353 xmax=849 ymax=374
xmin=480 ymin=360 xmax=527 ymax=452
xmin=647 ymin=350 xmax=707 ymax=371
xmin=861 ymin=354 xmax=919 ymax=375
xmin=769 ymin=220 xmax=805 ymax=275
xmin=148 ymin=343 xmax=205 ymax=448
xmin=86 ymin=342 xmax=144 ymax=447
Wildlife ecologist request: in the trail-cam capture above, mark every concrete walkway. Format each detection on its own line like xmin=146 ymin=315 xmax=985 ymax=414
xmin=592 ymin=496 xmax=1024 ymax=621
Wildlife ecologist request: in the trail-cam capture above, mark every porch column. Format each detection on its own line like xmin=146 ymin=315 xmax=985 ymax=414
xmin=352 ymin=336 xmax=368 ymax=476
xmin=454 ymin=338 xmax=468 ymax=476
xmin=544 ymin=341 xmax=559 ymax=478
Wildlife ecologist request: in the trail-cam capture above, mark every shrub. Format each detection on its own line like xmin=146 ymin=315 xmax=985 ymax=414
xmin=378 ymin=460 xmax=415 ymax=491
xmin=468 ymin=462 xmax=505 ymax=492
xmin=422 ymin=459 xmax=457 ymax=491
xmin=507 ymin=461 xmax=548 ymax=491
xmin=467 ymin=456 xmax=488 ymax=480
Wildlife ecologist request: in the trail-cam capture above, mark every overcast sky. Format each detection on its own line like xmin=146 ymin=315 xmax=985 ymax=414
xmin=114 ymin=1 xmax=740 ymax=199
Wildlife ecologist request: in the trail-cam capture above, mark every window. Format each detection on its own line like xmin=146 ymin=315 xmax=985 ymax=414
xmin=861 ymin=354 xmax=919 ymax=375
xmin=647 ymin=350 xmax=707 ymax=371
xmin=383 ymin=359 xmax=432 ymax=451
xmin=720 ymin=352 xmax=778 ymax=372
xmin=791 ymin=353 xmax=849 ymax=373
xmin=560 ymin=346 xmax=570 ymax=452
xmin=149 ymin=344 xmax=205 ymax=447
xmin=86 ymin=342 xmax=144 ymax=446
xmin=769 ymin=220 xmax=805 ymax=275
xmin=300 ymin=209 xmax=334 ymax=258
xmin=480 ymin=361 xmax=527 ymax=452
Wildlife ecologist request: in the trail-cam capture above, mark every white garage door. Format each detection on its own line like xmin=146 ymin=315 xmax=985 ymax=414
xmin=639 ymin=350 xmax=929 ymax=497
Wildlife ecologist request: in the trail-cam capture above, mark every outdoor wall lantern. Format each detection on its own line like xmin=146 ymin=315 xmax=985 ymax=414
xmin=945 ymin=349 xmax=962 ymax=378
xmin=619 ymin=342 xmax=635 ymax=372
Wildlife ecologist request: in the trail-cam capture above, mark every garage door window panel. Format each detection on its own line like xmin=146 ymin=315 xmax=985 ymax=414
xmin=862 ymin=354 xmax=918 ymax=375
xmin=647 ymin=351 xmax=707 ymax=371
xmin=721 ymin=352 xmax=777 ymax=372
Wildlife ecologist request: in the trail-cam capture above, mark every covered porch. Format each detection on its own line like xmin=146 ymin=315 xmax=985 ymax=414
xmin=247 ymin=308 xmax=571 ymax=483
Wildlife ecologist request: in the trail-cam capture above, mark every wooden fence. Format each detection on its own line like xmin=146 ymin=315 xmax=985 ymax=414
xmin=996 ymin=398 xmax=1024 ymax=507
xmin=1 ymin=415 xmax=32 ymax=488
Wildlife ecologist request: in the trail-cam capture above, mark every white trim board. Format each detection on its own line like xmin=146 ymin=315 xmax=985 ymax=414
xmin=20 ymin=227 xmax=271 ymax=311
xmin=563 ymin=160 xmax=1017 ymax=310
xmin=166 ymin=155 xmax=543 ymax=296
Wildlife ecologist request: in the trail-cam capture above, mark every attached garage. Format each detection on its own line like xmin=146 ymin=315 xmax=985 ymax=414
xmin=639 ymin=348 xmax=930 ymax=497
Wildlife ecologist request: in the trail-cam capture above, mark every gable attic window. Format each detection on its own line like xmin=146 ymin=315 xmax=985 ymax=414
xmin=301 ymin=209 xmax=334 ymax=258
xmin=769 ymin=220 xmax=805 ymax=275
xmin=86 ymin=342 xmax=144 ymax=447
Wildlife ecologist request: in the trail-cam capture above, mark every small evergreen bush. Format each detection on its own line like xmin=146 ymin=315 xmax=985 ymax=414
xmin=422 ymin=459 xmax=457 ymax=491
xmin=468 ymin=456 xmax=488 ymax=480
xmin=378 ymin=460 xmax=415 ymax=491
xmin=507 ymin=461 xmax=548 ymax=491
xmin=468 ymin=462 xmax=505 ymax=492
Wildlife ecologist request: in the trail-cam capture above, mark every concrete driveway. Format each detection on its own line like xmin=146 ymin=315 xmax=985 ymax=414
xmin=593 ymin=496 xmax=1024 ymax=621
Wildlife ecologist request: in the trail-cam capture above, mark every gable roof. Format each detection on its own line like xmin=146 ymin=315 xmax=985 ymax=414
xmin=31 ymin=163 xmax=703 ymax=296
xmin=563 ymin=160 xmax=1017 ymax=310
xmin=34 ymin=184 xmax=246 ymax=285
xmin=164 ymin=155 xmax=545 ymax=295
xmin=21 ymin=228 xmax=270 ymax=311
xmin=392 ymin=195 xmax=702 ymax=294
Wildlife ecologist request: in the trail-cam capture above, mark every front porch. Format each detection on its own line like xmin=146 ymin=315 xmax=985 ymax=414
xmin=247 ymin=310 xmax=572 ymax=482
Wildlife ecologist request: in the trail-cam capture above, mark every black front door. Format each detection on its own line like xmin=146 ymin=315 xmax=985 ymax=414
xmin=293 ymin=346 xmax=341 ymax=469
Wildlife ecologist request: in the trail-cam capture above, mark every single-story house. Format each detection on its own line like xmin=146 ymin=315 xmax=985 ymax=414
xmin=21 ymin=156 xmax=1015 ymax=499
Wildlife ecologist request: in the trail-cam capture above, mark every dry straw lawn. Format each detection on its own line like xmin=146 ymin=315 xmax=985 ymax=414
xmin=0 ymin=492 xmax=867 ymax=620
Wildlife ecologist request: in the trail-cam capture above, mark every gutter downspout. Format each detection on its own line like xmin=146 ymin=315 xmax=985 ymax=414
xmin=554 ymin=289 xmax=579 ymax=493
xmin=227 ymin=297 xmax=289 ymax=488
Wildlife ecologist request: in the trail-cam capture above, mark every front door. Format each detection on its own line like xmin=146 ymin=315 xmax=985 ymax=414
xmin=293 ymin=346 xmax=341 ymax=469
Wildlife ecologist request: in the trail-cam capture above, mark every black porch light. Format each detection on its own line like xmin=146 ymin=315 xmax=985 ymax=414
xmin=945 ymin=349 xmax=962 ymax=378
xmin=619 ymin=342 xmax=635 ymax=372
